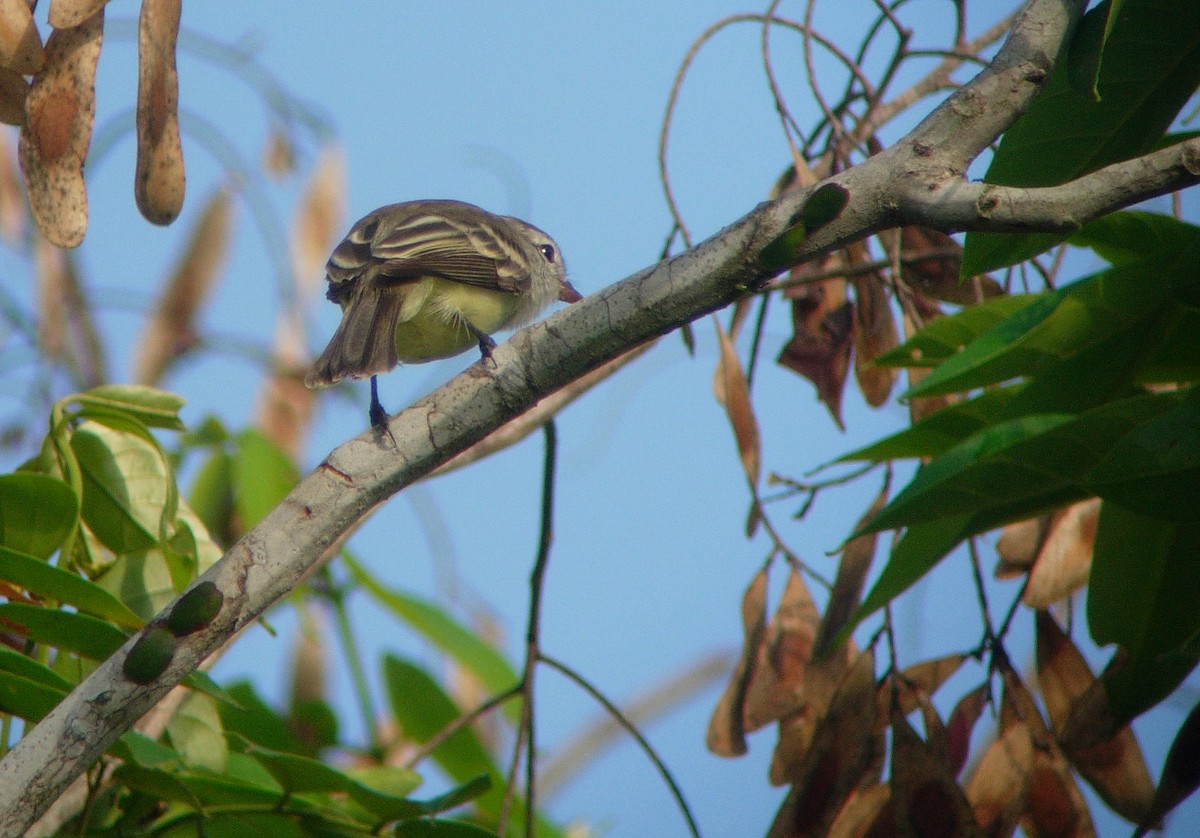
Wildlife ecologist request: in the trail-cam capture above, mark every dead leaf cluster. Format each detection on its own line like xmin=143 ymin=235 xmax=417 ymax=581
xmin=704 ymin=564 xmax=1179 ymax=836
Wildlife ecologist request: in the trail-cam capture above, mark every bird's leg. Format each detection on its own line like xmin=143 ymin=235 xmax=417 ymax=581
xmin=369 ymin=376 xmax=396 ymax=446
xmin=466 ymin=321 xmax=497 ymax=364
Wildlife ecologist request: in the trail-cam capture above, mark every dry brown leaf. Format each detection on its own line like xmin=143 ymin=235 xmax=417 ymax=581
xmin=890 ymin=707 xmax=982 ymax=838
xmin=965 ymin=722 xmax=1033 ymax=838
xmin=744 ymin=568 xmax=820 ymax=731
xmin=897 ymin=226 xmax=1003 ymax=305
xmin=288 ymin=606 xmax=326 ymax=708
xmin=1001 ymin=668 xmax=1096 ymax=838
xmin=263 ymin=127 xmax=295 ymax=178
xmin=814 ymin=485 xmax=888 ymax=658
xmin=828 ymin=784 xmax=893 ymax=838
xmin=132 ymin=187 xmax=233 ymax=385
xmin=1135 ymin=698 xmax=1200 ymax=837
xmin=1023 ymin=500 xmax=1100 ymax=607
xmin=767 ymin=643 xmax=868 ymax=787
xmin=0 ymin=66 xmax=26 ymax=126
xmin=713 ymin=317 xmax=762 ymax=486
xmin=35 ymin=233 xmax=105 ymax=385
xmin=1022 ymin=757 xmax=1096 ymax=838
xmin=1035 ymin=611 xmax=1154 ymax=824
xmin=706 ymin=567 xmax=768 ymax=757
xmin=995 ymin=516 xmax=1048 ymax=579
xmin=946 ymin=684 xmax=990 ymax=777
xmin=999 ymin=666 xmax=1052 ymax=747
xmin=767 ymin=651 xmax=878 ymax=836
xmin=134 ymin=0 xmax=184 ymax=225
xmin=0 ymin=0 xmax=41 ymax=73
xmin=255 ymin=146 xmax=345 ymax=456
xmin=728 ymin=295 xmax=754 ymax=342
xmin=254 ymin=331 xmax=314 ymax=458
xmin=778 ymin=273 xmax=854 ymax=429
xmin=850 ymin=261 xmax=899 ymax=407
xmin=1060 ymin=650 xmax=1127 ymax=752
xmin=874 ymin=653 xmax=967 ymax=731
xmin=48 ymin=0 xmax=109 ymax=29
xmin=290 ymin=144 xmax=345 ymax=288
xmin=18 ymin=11 xmax=102 ymax=248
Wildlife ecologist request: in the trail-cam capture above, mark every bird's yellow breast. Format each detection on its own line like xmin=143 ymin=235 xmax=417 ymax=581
xmin=393 ymin=276 xmax=520 ymax=363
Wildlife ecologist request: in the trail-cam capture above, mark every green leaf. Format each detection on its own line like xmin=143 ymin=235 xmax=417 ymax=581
xmin=347 ymin=765 xmax=424 ymax=808
xmin=113 ymin=729 xmax=185 ymax=767
xmin=962 ymin=0 xmax=1200 ymax=275
xmin=859 ymin=393 xmax=1179 ymax=537
xmin=167 ymin=692 xmax=229 ymax=774
xmin=0 ymin=602 xmax=128 ymax=660
xmin=0 ymin=645 xmax=73 ymax=691
xmin=1087 ymin=386 xmax=1200 ymax=520
xmin=382 ymin=655 xmax=500 ymax=810
xmin=396 ymin=820 xmax=500 ymax=838
xmin=182 ymin=670 xmax=243 ymax=708
xmin=1000 ymin=304 xmax=1177 ymax=415
xmin=907 ymin=260 xmax=1171 ymax=399
xmin=1088 ymin=503 xmax=1200 ymax=723
xmin=287 ymin=697 xmax=339 ymax=751
xmin=112 ymin=764 xmax=213 ymax=810
xmin=0 ymin=669 xmax=68 ymax=721
xmin=0 ymin=472 xmax=78 ymax=560
xmin=95 ymin=546 xmax=183 ymax=623
xmin=250 ymin=746 xmax=364 ymax=794
xmin=1065 ymin=0 xmax=1117 ymax=101
xmin=67 ymin=385 xmax=186 ymax=431
xmin=1140 ymin=308 xmax=1200 ymax=384
xmin=1070 ymin=210 xmax=1200 ymax=265
xmin=219 ymin=681 xmax=312 ymax=755
xmin=875 ymin=295 xmax=1038 ymax=368
xmin=231 ymin=429 xmax=298 ymax=530
xmin=72 ymin=419 xmax=174 ymax=553
xmin=187 ymin=447 xmax=235 ymax=547
xmin=0 ymin=545 xmax=143 ymax=628
xmin=850 ymin=515 xmax=972 ymax=635
xmin=249 ymin=743 xmax=430 ymax=822
xmin=859 ymin=414 xmax=1077 ymax=534
xmin=346 ymin=555 xmax=519 ymax=696
xmin=835 ymin=385 xmax=1023 ymax=462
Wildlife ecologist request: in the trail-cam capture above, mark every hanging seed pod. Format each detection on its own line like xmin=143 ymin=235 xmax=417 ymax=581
xmin=134 ymin=0 xmax=184 ymax=225
xmin=18 ymin=11 xmax=102 ymax=248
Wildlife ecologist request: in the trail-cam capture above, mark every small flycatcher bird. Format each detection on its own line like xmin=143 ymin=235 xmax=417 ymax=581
xmin=305 ymin=199 xmax=582 ymax=433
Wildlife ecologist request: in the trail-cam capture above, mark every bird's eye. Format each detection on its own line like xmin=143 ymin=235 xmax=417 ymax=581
xmin=538 ymin=243 xmax=556 ymax=263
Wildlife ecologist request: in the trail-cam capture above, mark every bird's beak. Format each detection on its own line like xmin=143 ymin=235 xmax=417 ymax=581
xmin=559 ymin=280 xmax=583 ymax=304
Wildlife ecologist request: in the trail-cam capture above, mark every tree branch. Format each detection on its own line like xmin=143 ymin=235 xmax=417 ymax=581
xmin=0 ymin=0 xmax=1192 ymax=832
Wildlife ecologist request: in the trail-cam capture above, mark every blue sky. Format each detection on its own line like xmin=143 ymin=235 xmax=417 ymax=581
xmin=7 ymin=1 xmax=1199 ymax=836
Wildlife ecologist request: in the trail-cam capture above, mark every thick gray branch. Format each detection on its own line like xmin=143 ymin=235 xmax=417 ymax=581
xmin=1 ymin=0 xmax=1195 ymax=833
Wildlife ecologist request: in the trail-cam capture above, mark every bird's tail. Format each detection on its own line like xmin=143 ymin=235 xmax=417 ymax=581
xmin=305 ymin=285 xmax=404 ymax=388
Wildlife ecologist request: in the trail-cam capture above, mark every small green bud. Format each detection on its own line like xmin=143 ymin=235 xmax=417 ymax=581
xmin=166 ymin=581 xmax=224 ymax=637
xmin=123 ymin=627 xmax=176 ymax=685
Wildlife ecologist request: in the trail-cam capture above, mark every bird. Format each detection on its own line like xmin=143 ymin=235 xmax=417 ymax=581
xmin=305 ymin=199 xmax=582 ymax=436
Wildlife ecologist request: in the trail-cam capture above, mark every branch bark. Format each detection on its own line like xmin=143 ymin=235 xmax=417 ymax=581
xmin=2 ymin=0 xmax=1197 ymax=833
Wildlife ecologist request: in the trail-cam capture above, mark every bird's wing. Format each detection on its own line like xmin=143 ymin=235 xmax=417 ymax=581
xmin=326 ymin=203 xmax=531 ymax=301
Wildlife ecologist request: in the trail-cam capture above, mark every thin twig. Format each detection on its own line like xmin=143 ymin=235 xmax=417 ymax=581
xmin=501 ymin=421 xmax=560 ymax=837
xmin=767 ymin=246 xmax=963 ymax=291
xmin=539 ymin=654 xmax=703 ymax=838
xmin=402 ymin=686 xmax=522 ymax=771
